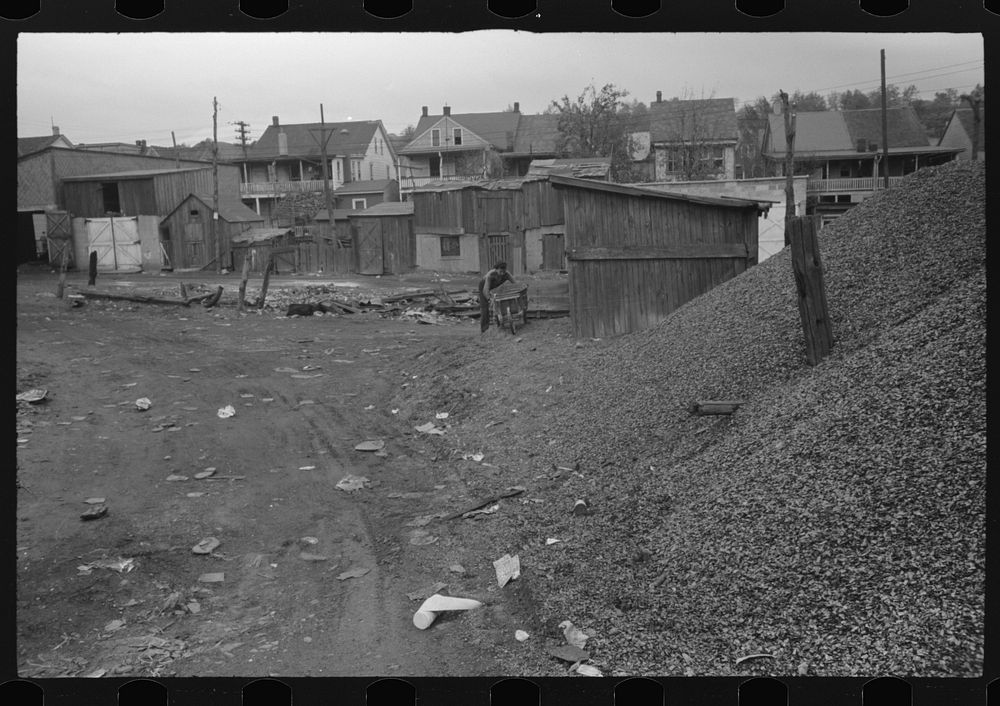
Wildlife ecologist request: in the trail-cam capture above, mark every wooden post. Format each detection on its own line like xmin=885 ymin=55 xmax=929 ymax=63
xmin=88 ymin=251 xmax=98 ymax=286
xmin=961 ymin=89 xmax=982 ymax=161
xmin=257 ymin=256 xmax=274 ymax=309
xmin=57 ymin=249 xmax=68 ymax=298
xmin=789 ymin=216 xmax=833 ymax=366
xmin=179 ymin=282 xmax=188 ymax=299
xmin=780 ymin=90 xmax=796 ymax=246
xmin=880 ymin=49 xmax=889 ymax=190
xmin=212 ymin=96 xmax=221 ymax=274
xmin=237 ymin=252 xmax=251 ymax=313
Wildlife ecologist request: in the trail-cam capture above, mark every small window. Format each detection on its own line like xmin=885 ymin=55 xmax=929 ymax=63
xmin=432 ymin=129 xmax=440 ymax=147
xmin=836 ymin=194 xmax=851 ymax=203
xmin=440 ymin=235 xmax=460 ymax=257
xmin=370 ymin=163 xmax=374 ymax=180
xmin=352 ymin=198 xmax=367 ymax=210
xmin=453 ymin=128 xmax=463 ymax=146
xmin=189 ymin=209 xmax=200 ymax=218
xmin=101 ymin=182 xmax=121 ymax=214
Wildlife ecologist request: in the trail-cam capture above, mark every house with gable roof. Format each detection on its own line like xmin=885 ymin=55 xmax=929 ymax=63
xmin=396 ymin=103 xmax=562 ymax=192
xmin=236 ymin=115 xmax=399 ymax=224
xmin=761 ymin=105 xmax=962 ymax=222
xmin=648 ymin=95 xmax=740 ymax=181
xmin=938 ymin=107 xmax=985 ymax=162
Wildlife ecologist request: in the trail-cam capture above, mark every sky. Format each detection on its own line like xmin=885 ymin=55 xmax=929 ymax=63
xmin=16 ymin=32 xmax=984 ymax=147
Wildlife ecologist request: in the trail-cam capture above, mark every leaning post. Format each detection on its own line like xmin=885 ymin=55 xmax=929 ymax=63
xmin=789 ymin=215 xmax=833 ymax=365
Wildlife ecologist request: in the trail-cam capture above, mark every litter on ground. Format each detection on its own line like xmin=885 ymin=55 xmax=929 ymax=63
xmin=493 ymin=553 xmax=521 ymax=587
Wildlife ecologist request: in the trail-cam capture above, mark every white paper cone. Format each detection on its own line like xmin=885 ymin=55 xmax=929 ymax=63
xmin=413 ymin=594 xmax=483 ymax=629
xmin=413 ymin=610 xmax=438 ymax=629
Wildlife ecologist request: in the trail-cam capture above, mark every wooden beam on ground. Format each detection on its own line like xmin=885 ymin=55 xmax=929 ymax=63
xmin=78 ymin=290 xmax=192 ymax=306
xmin=201 ymin=286 xmax=224 ymax=308
xmin=442 ymin=487 xmax=526 ymax=521
xmin=689 ymin=400 xmax=746 ymax=416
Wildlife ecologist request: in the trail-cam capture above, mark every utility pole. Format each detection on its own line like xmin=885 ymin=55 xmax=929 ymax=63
xmin=308 ymin=105 xmax=336 ymax=234
xmin=880 ymin=49 xmax=889 ymax=190
xmin=233 ymin=120 xmax=251 ymax=181
xmin=171 ymin=131 xmax=180 ymax=169
xmin=780 ymin=89 xmax=796 ymax=245
xmin=212 ymin=97 xmax=221 ymax=273
xmin=961 ymin=87 xmax=982 ymax=161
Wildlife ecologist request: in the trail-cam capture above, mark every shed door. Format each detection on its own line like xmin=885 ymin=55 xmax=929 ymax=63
xmin=86 ymin=217 xmax=142 ymax=271
xmin=45 ymin=211 xmax=73 ymax=267
xmin=355 ymin=219 xmax=384 ymax=275
xmin=542 ymin=232 xmax=565 ymax=271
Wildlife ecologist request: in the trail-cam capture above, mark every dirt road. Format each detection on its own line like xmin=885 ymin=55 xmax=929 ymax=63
xmin=15 ymin=271 xmax=533 ymax=678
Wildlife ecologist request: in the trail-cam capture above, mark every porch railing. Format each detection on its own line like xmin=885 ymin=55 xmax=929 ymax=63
xmin=807 ymin=176 xmax=906 ymax=193
xmin=401 ymin=174 xmax=483 ymax=191
xmin=240 ymin=180 xmax=331 ymax=196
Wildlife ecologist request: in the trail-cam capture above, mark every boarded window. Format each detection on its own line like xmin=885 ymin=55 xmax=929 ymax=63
xmin=432 ymin=129 xmax=441 ymax=147
xmin=440 ymin=235 xmax=460 ymax=257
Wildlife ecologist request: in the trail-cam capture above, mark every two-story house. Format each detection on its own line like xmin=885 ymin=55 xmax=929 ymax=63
xmin=938 ymin=108 xmax=985 ymax=162
xmin=237 ymin=116 xmax=399 ymax=224
xmin=648 ymin=95 xmax=739 ymax=181
xmin=396 ymin=104 xmax=561 ymax=192
xmin=761 ymin=105 xmax=962 ymax=223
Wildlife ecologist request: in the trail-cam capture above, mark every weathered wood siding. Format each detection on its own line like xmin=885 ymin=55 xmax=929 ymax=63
xmin=61 ymin=168 xmax=241 ymax=219
xmin=349 ymin=213 xmax=416 ymax=275
xmin=563 ymin=187 xmax=758 ymax=338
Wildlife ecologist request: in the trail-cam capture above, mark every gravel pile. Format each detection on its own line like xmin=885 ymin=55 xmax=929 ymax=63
xmin=398 ymin=160 xmax=985 ymax=677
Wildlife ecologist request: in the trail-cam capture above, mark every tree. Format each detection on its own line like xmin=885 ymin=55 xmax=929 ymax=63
xmin=654 ymin=91 xmax=732 ymax=181
xmin=788 ymin=90 xmax=827 ymax=112
xmin=736 ymin=96 xmax=775 ymax=179
xmin=911 ymin=88 xmax=961 ymax=141
xmin=547 ymin=83 xmax=639 ymax=181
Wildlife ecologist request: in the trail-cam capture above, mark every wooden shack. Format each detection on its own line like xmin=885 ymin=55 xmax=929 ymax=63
xmin=550 ymin=174 xmax=765 ymax=339
xmin=159 ymin=193 xmax=264 ymax=270
xmin=348 ymin=201 xmax=415 ymax=275
xmin=410 ymin=176 xmax=565 ymax=275
xmin=308 ymin=208 xmax=357 ymax=274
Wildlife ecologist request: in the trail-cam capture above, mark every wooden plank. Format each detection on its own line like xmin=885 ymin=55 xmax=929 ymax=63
xmin=789 ymin=215 xmax=834 ymax=365
xmin=414 ymin=226 xmax=465 ymax=236
xmin=689 ymin=400 xmax=746 ymax=416
xmin=567 ymin=244 xmax=749 ymax=260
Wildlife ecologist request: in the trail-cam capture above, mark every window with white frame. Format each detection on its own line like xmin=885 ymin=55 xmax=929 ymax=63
xmin=453 ymin=128 xmax=463 ymax=146
xmin=432 ymin=129 xmax=440 ymax=147
xmin=440 ymin=235 xmax=460 ymax=257
xmin=352 ymin=198 xmax=367 ymax=210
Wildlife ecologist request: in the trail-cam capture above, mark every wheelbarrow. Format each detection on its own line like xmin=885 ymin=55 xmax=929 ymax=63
xmin=489 ymin=283 xmax=529 ymax=334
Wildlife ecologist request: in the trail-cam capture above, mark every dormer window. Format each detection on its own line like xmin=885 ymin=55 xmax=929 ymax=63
xmin=432 ymin=129 xmax=440 ymax=147
xmin=453 ymin=128 xmax=463 ymax=146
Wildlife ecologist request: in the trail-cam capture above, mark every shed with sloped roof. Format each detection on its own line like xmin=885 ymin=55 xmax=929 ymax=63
xmin=159 ymin=192 xmax=265 ymax=270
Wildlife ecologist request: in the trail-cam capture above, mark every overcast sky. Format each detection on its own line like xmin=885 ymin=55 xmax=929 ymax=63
xmin=16 ymin=32 xmax=984 ymax=147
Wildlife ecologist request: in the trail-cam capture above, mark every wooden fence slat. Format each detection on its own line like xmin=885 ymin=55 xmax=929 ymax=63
xmin=567 ymin=244 xmax=749 ymax=260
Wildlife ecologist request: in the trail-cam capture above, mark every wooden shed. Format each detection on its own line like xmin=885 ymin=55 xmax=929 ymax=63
xmin=410 ymin=176 xmax=565 ymax=275
xmin=159 ymin=193 xmax=264 ymax=270
xmin=550 ymin=174 xmax=766 ymax=339
xmin=348 ymin=201 xmax=415 ymax=275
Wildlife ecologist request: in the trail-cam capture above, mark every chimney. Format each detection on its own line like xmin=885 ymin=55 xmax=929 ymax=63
xmin=856 ymin=138 xmax=867 ymax=152
xmin=422 ymin=106 xmax=428 ymax=117
xmin=278 ymin=129 xmax=288 ymax=156
xmin=513 ymin=102 xmax=520 ymax=113
xmin=272 ymin=115 xmax=279 ymax=126
xmin=656 ymin=91 xmax=662 ymax=103
xmin=52 ymin=125 xmax=60 ymax=136
xmin=443 ymin=106 xmax=451 ymax=116
xmin=135 ymin=139 xmax=147 ymax=154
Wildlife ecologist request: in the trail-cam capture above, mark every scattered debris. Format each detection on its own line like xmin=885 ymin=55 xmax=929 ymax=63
xmin=412 ymin=594 xmax=483 ymax=630
xmin=298 ymin=465 xmax=316 ymax=471
xmin=545 ymin=538 xmax=563 ymax=545
xmin=77 ymin=558 xmax=135 ymax=575
xmin=688 ymin=400 xmax=746 ymax=416
xmin=165 ymin=474 xmax=188 ymax=482
xmin=493 ymin=553 xmax=521 ymax=588
xmin=448 ymin=564 xmax=466 ymax=574
xmin=80 ymin=504 xmax=108 ymax=521
xmin=354 ymin=440 xmax=385 ymax=452
xmin=443 ymin=486 xmax=526 ymax=521
xmin=300 ymin=536 xmax=319 ymax=545
xmin=135 ymin=398 xmax=152 ymax=411
xmin=84 ymin=497 xmax=106 ymax=505
xmin=435 ymin=412 xmax=450 ymax=420
xmin=193 ymin=469 xmax=216 ymax=480
xmin=515 ymin=630 xmax=530 ymax=642
xmin=336 ymin=567 xmax=371 ymax=581
xmin=571 ymin=499 xmax=591 ymax=516
xmin=415 ymin=422 xmax=446 ymax=435
xmin=191 ymin=537 xmax=220 ymax=555
xmin=103 ymin=619 xmax=126 ymax=633
xmin=299 ymin=552 xmax=329 ymax=562
xmin=735 ymin=653 xmax=776 ymax=666
xmin=336 ymin=474 xmax=370 ymax=492
xmin=216 ymin=405 xmax=236 ymax=419
xmin=409 ymin=529 xmax=439 ymax=546
xmin=198 ymin=572 xmax=225 ymax=583
xmin=16 ymin=389 xmax=48 ymax=404
xmin=560 ymin=620 xmax=590 ymax=649
xmin=573 ymin=663 xmax=603 ymax=677
xmin=462 ymin=503 xmax=499 ymax=519
xmin=406 ymin=582 xmax=448 ymax=601
xmin=462 ymin=452 xmax=485 ymax=462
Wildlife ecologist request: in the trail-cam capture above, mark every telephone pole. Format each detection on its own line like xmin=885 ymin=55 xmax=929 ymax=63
xmin=880 ymin=49 xmax=889 ymax=190
xmin=308 ymin=105 xmax=337 ymax=233
xmin=961 ymin=88 xmax=982 ymax=161
xmin=212 ymin=97 xmax=221 ymax=273
xmin=233 ymin=120 xmax=251 ymax=181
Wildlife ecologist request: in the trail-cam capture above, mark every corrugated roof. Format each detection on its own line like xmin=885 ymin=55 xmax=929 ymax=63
xmin=248 ymin=120 xmax=381 ymax=160
xmin=189 ymin=193 xmax=264 ymax=223
xmin=549 ymin=173 xmax=767 ymax=211
xmin=402 ymin=111 xmax=521 ymax=153
xmin=334 ymin=179 xmax=394 ymax=195
xmin=61 ymin=167 xmax=210 ymax=181
xmin=411 ymin=175 xmax=549 ymax=193
xmin=650 ymin=98 xmax=739 ymax=144
xmin=231 ymin=227 xmax=294 ymax=244
xmin=350 ymin=201 xmax=414 ymax=216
